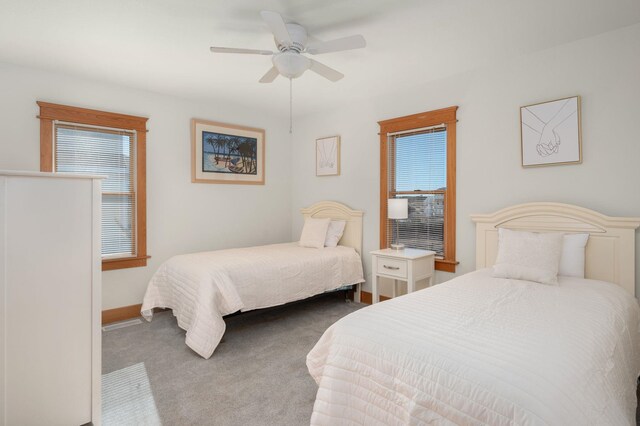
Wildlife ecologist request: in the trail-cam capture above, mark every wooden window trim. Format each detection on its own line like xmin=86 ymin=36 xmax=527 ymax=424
xmin=378 ymin=106 xmax=458 ymax=272
xmin=102 ymin=255 xmax=151 ymax=271
xmin=37 ymin=101 xmax=149 ymax=271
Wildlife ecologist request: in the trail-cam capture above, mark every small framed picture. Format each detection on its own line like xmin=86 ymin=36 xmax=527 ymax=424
xmin=316 ymin=136 xmax=340 ymax=176
xmin=520 ymin=96 xmax=582 ymax=167
xmin=191 ymin=119 xmax=265 ymax=184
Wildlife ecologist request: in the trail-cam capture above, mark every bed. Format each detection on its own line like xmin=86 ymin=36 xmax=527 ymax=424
xmin=307 ymin=202 xmax=640 ymax=425
xmin=141 ymin=201 xmax=364 ymax=359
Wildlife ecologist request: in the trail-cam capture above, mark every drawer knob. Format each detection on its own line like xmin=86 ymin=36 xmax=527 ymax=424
xmin=383 ymin=265 xmax=400 ymax=270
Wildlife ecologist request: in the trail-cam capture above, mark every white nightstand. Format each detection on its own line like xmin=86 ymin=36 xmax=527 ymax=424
xmin=370 ymin=248 xmax=436 ymax=303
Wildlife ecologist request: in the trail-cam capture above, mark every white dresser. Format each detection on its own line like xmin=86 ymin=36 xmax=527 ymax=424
xmin=0 ymin=171 xmax=102 ymax=426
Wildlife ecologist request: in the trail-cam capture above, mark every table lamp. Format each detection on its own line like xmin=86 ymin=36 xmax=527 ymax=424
xmin=388 ymin=198 xmax=408 ymax=250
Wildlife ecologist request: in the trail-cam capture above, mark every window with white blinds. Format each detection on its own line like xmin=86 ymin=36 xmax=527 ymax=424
xmin=379 ymin=106 xmax=458 ymax=272
xmin=387 ymin=127 xmax=447 ymax=255
xmin=55 ymin=124 xmax=136 ymax=258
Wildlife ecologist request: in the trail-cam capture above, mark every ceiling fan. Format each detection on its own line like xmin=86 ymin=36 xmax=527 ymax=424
xmin=210 ymin=10 xmax=366 ymax=83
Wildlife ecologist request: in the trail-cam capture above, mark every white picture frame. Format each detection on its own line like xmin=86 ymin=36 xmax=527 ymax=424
xmin=520 ymin=96 xmax=582 ymax=167
xmin=316 ymin=136 xmax=340 ymax=176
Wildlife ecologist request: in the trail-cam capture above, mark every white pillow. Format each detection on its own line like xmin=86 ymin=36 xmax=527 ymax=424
xmin=558 ymin=233 xmax=589 ymax=278
xmin=299 ymin=217 xmax=331 ymax=249
xmin=492 ymin=228 xmax=564 ymax=285
xmin=324 ymin=220 xmax=346 ymax=248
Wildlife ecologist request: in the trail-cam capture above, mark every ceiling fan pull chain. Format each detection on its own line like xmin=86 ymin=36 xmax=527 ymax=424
xmin=289 ymin=77 xmax=293 ymax=134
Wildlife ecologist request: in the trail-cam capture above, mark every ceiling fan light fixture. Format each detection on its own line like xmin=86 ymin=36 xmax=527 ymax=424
xmin=272 ymin=51 xmax=310 ymax=79
xmin=209 ymin=11 xmax=365 ymax=84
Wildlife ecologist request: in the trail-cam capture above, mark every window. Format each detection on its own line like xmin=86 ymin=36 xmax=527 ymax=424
xmin=38 ymin=101 xmax=149 ymax=271
xmin=379 ymin=107 xmax=458 ymax=272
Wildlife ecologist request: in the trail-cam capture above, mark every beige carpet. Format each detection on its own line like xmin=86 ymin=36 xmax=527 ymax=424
xmin=102 ymin=292 xmax=362 ymax=426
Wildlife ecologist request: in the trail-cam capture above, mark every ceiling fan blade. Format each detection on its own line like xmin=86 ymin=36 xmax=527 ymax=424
xmin=259 ymin=66 xmax=280 ymax=83
xmin=306 ymin=35 xmax=366 ymax=55
xmin=308 ymin=59 xmax=344 ymax=82
xmin=210 ymin=47 xmax=274 ymax=55
xmin=260 ymin=10 xmax=292 ymax=46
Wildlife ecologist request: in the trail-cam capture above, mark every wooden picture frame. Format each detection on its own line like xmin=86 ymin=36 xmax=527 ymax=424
xmin=316 ymin=136 xmax=340 ymax=176
xmin=191 ymin=119 xmax=265 ymax=185
xmin=520 ymin=96 xmax=582 ymax=167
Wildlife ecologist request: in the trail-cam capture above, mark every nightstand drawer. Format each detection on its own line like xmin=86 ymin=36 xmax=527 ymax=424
xmin=376 ymin=257 xmax=407 ymax=279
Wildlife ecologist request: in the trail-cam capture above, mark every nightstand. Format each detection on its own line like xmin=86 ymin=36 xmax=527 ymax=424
xmin=370 ymin=248 xmax=436 ymax=303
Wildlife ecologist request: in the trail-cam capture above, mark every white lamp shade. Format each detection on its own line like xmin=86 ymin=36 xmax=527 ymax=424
xmin=387 ymin=198 xmax=408 ymax=219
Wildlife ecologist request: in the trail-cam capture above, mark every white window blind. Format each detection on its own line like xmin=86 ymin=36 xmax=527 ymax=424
xmin=54 ymin=123 xmax=136 ymax=258
xmin=387 ymin=127 xmax=447 ymax=255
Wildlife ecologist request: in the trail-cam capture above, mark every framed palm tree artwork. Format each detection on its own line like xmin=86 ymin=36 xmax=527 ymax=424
xmin=191 ymin=119 xmax=265 ymax=184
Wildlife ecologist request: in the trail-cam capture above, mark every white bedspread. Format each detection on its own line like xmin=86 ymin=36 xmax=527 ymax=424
xmin=307 ymin=269 xmax=640 ymax=425
xmin=142 ymin=242 xmax=363 ymax=359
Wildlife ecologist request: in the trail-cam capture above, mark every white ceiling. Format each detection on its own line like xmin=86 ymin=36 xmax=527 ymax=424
xmin=1 ymin=0 xmax=639 ymax=118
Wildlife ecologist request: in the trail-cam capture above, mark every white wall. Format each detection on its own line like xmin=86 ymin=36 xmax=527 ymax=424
xmin=290 ymin=23 xmax=640 ymax=295
xmin=0 ymin=63 xmax=293 ymax=309
xmin=1 ymin=22 xmax=639 ymax=309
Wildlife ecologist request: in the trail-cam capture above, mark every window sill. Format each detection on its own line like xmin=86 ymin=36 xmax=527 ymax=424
xmin=102 ymin=255 xmax=150 ymax=271
xmin=435 ymin=258 xmax=458 ymax=273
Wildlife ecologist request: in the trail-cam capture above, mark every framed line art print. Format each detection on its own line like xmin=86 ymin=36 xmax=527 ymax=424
xmin=191 ymin=119 xmax=265 ymax=184
xmin=520 ymin=96 xmax=582 ymax=167
xmin=316 ymin=135 xmax=340 ymax=176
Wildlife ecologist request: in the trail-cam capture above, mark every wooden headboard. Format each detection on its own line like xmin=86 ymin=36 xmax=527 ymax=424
xmin=471 ymin=202 xmax=640 ymax=296
xmin=300 ymin=201 xmax=363 ymax=256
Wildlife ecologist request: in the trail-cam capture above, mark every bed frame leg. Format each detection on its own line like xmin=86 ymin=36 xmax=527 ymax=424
xmin=341 ymin=284 xmax=361 ymax=303
xmin=353 ymin=283 xmax=361 ymax=303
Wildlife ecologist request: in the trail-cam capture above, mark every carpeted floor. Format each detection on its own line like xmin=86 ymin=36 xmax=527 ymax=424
xmin=103 ymin=293 xmax=640 ymax=426
xmin=102 ymin=292 xmax=362 ymax=426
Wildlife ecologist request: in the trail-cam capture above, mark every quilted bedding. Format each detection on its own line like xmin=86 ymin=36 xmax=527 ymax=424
xmin=142 ymin=242 xmax=364 ymax=359
xmin=307 ymin=268 xmax=640 ymax=425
